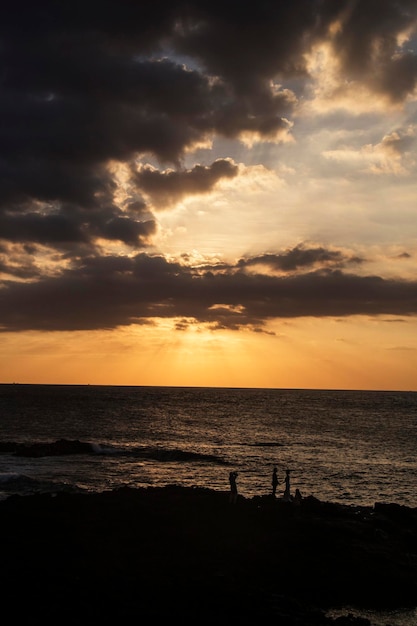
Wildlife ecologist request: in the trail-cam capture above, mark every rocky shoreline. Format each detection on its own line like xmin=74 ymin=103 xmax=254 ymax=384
xmin=2 ymin=486 xmax=417 ymax=625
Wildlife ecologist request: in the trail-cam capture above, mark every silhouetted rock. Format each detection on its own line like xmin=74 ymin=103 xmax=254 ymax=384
xmin=1 ymin=487 xmax=416 ymax=625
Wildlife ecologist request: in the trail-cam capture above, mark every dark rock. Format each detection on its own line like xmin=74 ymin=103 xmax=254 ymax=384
xmin=1 ymin=487 xmax=416 ymax=625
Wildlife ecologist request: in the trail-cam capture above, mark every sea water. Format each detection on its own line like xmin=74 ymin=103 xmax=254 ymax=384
xmin=1 ymin=384 xmax=416 ymax=506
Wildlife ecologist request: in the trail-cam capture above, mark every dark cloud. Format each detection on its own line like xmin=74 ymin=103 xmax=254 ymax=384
xmin=238 ymin=245 xmax=364 ymax=272
xmin=0 ymin=251 xmax=416 ymax=332
xmin=1 ymin=1 xmax=415 ymax=189
xmin=93 ymin=215 xmax=157 ymax=247
xmin=0 ymin=203 xmax=156 ymax=248
xmin=0 ymin=159 xmax=115 ymax=211
xmin=133 ymin=159 xmax=239 ymax=208
xmin=1 ymin=0 xmax=416 ymax=333
xmin=0 ymin=212 xmax=87 ymax=245
xmin=331 ymin=0 xmax=417 ymax=102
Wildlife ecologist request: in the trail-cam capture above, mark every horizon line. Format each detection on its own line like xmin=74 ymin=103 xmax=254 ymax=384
xmin=1 ymin=382 xmax=416 ymax=394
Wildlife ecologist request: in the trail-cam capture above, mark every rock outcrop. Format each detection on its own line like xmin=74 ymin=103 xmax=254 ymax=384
xmin=1 ymin=486 xmax=416 ymax=625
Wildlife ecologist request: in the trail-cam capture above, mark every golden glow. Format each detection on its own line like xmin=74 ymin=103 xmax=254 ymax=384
xmin=1 ymin=315 xmax=416 ymax=391
xmin=302 ymin=42 xmax=401 ymax=115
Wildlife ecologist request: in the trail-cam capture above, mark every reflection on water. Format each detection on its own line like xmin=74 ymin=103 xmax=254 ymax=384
xmin=1 ymin=385 xmax=417 ymax=506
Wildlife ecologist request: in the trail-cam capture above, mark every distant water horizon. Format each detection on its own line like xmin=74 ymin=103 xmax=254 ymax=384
xmin=1 ymin=384 xmax=416 ymax=509
xmin=3 ymin=382 xmax=417 ymax=393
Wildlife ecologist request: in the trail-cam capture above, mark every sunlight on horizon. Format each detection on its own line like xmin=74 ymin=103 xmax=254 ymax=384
xmin=1 ymin=315 xmax=416 ymax=391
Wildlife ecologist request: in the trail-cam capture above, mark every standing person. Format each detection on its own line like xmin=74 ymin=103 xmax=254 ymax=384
xmin=229 ymin=471 xmax=238 ymax=504
xmin=272 ymin=466 xmax=278 ymax=497
xmin=283 ymin=469 xmax=292 ymax=501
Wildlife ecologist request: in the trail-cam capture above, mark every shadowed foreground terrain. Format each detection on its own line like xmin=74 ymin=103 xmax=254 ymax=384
xmin=2 ymin=486 xmax=417 ymax=625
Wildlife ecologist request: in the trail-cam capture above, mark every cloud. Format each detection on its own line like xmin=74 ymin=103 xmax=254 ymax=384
xmin=1 ymin=0 xmax=417 ymax=337
xmin=0 ymin=202 xmax=157 ymax=249
xmin=0 ymin=248 xmax=416 ymax=333
xmin=322 ymin=125 xmax=417 ymax=175
xmin=237 ymin=245 xmax=364 ymax=272
xmin=326 ymin=0 xmax=417 ymax=103
xmin=132 ymin=159 xmax=239 ymax=208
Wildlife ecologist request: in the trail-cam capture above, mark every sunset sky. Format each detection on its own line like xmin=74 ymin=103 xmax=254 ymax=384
xmin=1 ymin=0 xmax=417 ymax=390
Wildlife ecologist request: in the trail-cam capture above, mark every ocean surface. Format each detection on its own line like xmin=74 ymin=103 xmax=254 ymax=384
xmin=1 ymin=384 xmax=416 ymax=507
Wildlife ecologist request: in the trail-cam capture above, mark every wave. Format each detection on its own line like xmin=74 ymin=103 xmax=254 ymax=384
xmin=129 ymin=446 xmax=229 ymax=464
xmin=0 ymin=439 xmax=228 ymax=465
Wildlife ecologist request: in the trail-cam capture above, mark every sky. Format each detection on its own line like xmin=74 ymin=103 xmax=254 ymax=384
xmin=1 ymin=0 xmax=417 ymax=390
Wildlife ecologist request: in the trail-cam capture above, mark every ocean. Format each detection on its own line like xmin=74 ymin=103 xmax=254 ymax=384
xmin=1 ymin=384 xmax=416 ymax=507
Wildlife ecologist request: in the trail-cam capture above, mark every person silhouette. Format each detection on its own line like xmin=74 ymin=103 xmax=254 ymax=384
xmin=272 ymin=466 xmax=278 ymax=497
xmin=283 ymin=469 xmax=292 ymax=501
xmin=293 ymin=488 xmax=303 ymax=505
xmin=229 ymin=471 xmax=238 ymax=504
